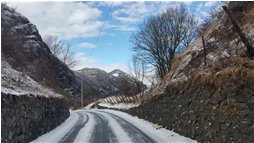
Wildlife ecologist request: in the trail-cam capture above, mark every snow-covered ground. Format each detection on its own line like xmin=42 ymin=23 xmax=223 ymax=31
xmin=1 ymin=59 xmax=62 ymax=97
xmin=31 ymin=109 xmax=196 ymax=143
xmin=91 ymin=95 xmax=141 ymax=110
xmin=103 ymin=109 xmax=195 ymax=142
xmin=98 ymin=102 xmax=140 ymax=110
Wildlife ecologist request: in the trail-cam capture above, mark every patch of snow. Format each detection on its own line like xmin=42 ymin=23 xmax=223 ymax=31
xmin=96 ymin=111 xmax=133 ymax=143
xmin=191 ymin=45 xmax=202 ymax=52
xmin=207 ymin=52 xmax=218 ymax=61
xmin=170 ymin=75 xmax=188 ymax=84
xmin=171 ymin=54 xmax=192 ymax=79
xmin=31 ymin=112 xmax=81 ymax=142
xmin=98 ymin=102 xmax=140 ymax=110
xmin=207 ymin=37 xmax=215 ymax=43
xmin=188 ymin=39 xmax=203 ymax=53
xmin=112 ymin=73 xmax=119 ymax=77
xmin=1 ymin=87 xmax=25 ymax=96
xmin=102 ymin=109 xmax=196 ymax=143
xmin=83 ymin=99 xmax=103 ymax=110
xmin=222 ymin=50 xmax=230 ymax=57
xmin=73 ymin=112 xmax=96 ymax=142
xmin=1 ymin=60 xmax=62 ymax=97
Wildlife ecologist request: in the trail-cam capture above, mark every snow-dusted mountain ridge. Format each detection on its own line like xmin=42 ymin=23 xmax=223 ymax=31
xmin=77 ymin=68 xmax=147 ymax=97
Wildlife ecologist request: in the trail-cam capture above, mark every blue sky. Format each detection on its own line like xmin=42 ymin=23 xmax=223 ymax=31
xmin=7 ymin=1 xmax=220 ymax=73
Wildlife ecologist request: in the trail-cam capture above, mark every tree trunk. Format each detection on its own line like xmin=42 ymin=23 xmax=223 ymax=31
xmin=222 ymin=5 xmax=254 ymax=58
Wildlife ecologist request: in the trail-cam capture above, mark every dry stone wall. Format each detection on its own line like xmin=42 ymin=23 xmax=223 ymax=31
xmin=127 ymin=77 xmax=254 ymax=142
xmin=1 ymin=93 xmax=70 ymax=142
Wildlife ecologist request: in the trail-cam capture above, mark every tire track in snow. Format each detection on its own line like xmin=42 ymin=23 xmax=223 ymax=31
xmin=100 ymin=111 xmax=157 ymax=143
xmin=59 ymin=113 xmax=89 ymax=143
xmin=88 ymin=112 xmax=117 ymax=143
xmin=91 ymin=111 xmax=133 ymax=143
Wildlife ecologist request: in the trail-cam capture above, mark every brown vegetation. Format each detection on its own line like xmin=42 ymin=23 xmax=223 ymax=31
xmin=127 ymin=57 xmax=254 ymax=142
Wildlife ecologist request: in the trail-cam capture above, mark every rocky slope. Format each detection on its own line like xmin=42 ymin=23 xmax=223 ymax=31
xmin=1 ymin=3 xmax=80 ymax=98
xmin=127 ymin=2 xmax=254 ymax=142
xmin=143 ymin=1 xmax=254 ymax=99
xmin=1 ymin=4 xmax=71 ymax=142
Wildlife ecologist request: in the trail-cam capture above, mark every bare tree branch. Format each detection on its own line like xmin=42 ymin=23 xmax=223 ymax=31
xmin=128 ymin=55 xmax=147 ymax=97
xmin=131 ymin=5 xmax=197 ymax=79
xmin=43 ymin=35 xmax=77 ymax=68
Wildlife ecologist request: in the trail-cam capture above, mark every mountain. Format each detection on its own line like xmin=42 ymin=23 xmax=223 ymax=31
xmin=110 ymin=69 xmax=147 ymax=96
xmin=77 ymin=68 xmax=121 ymax=97
xmin=1 ymin=3 xmax=80 ymax=99
xmin=77 ymin=68 xmax=147 ymax=98
xmin=110 ymin=69 xmax=129 ymax=77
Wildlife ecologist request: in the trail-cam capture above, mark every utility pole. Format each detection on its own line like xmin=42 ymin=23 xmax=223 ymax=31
xmin=81 ymin=73 xmax=84 ymax=108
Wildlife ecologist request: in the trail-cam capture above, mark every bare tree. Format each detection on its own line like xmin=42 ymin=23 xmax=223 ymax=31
xmin=128 ymin=55 xmax=146 ymax=96
xmin=43 ymin=35 xmax=64 ymax=57
xmin=131 ymin=5 xmax=197 ymax=79
xmin=62 ymin=44 xmax=77 ymax=68
xmin=43 ymin=35 xmax=77 ymax=68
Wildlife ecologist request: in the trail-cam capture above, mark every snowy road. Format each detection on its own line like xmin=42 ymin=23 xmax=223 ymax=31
xmin=32 ymin=109 xmax=196 ymax=143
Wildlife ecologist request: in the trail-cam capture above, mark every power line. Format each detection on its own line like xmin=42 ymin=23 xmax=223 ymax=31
xmin=88 ymin=2 xmax=113 ymax=57
xmin=81 ymin=2 xmax=113 ymax=108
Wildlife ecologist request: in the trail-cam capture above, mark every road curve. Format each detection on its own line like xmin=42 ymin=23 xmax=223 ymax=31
xmin=60 ymin=111 xmax=156 ymax=143
xmin=32 ymin=109 xmax=195 ymax=143
xmin=99 ymin=111 xmax=157 ymax=143
xmin=59 ymin=113 xmax=89 ymax=143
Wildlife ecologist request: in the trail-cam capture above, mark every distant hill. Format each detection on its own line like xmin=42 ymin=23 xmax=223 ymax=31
xmin=77 ymin=68 xmax=147 ymax=98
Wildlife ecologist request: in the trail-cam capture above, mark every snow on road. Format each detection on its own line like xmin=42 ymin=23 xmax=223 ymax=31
xmin=73 ymin=112 xmax=95 ymax=142
xmin=31 ymin=109 xmax=196 ymax=143
xmin=31 ymin=112 xmax=81 ymax=142
xmin=97 ymin=111 xmax=132 ymax=143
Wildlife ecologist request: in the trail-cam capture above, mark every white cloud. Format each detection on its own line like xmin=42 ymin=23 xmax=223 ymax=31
xmin=109 ymin=24 xmax=136 ymax=31
xmin=112 ymin=2 xmax=150 ymax=23
xmin=200 ymin=11 xmax=210 ymax=17
xmin=72 ymin=53 xmax=128 ymax=73
xmin=182 ymin=1 xmax=193 ymax=6
xmin=197 ymin=3 xmax=204 ymax=8
xmin=75 ymin=42 xmax=96 ymax=49
xmin=102 ymin=1 xmax=128 ymax=7
xmin=7 ymin=2 xmax=103 ymax=40
xmin=204 ymin=1 xmax=216 ymax=7
xmin=87 ymin=1 xmax=127 ymax=8
xmin=111 ymin=1 xmax=174 ymax=24
xmin=72 ymin=53 xmax=99 ymax=70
